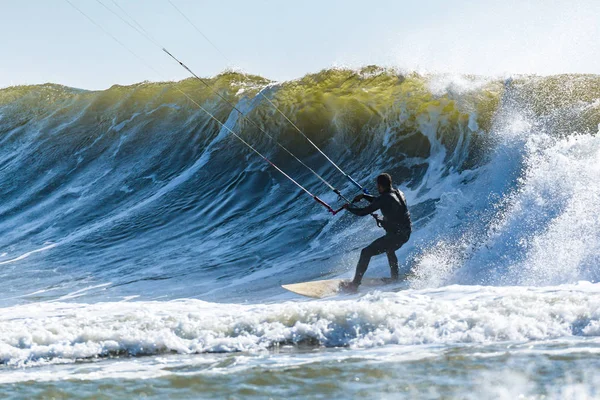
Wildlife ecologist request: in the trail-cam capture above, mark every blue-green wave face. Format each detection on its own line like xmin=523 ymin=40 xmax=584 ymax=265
xmin=0 ymin=68 xmax=599 ymax=305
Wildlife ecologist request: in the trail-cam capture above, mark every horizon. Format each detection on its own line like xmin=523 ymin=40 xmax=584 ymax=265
xmin=3 ymin=66 xmax=600 ymax=93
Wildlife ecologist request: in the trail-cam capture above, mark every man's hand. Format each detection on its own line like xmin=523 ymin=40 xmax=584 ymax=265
xmin=352 ymin=194 xmax=364 ymax=203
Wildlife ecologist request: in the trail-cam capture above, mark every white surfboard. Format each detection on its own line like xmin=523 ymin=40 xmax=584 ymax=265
xmin=282 ymin=278 xmax=391 ymax=298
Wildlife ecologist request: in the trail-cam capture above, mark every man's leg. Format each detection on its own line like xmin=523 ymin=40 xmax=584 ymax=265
xmin=351 ymin=236 xmax=389 ymax=286
xmin=386 ymin=250 xmax=399 ymax=280
xmin=385 ymin=233 xmax=410 ymax=281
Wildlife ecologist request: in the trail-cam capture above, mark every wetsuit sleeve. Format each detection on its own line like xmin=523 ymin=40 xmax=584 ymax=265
xmin=346 ymin=198 xmax=382 ymax=216
xmin=363 ymin=194 xmax=376 ymax=203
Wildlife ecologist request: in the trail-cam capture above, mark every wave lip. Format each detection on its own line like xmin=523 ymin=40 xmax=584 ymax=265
xmin=2 ymin=282 xmax=599 ymax=367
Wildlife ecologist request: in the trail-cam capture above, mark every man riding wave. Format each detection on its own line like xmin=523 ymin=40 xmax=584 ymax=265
xmin=342 ymin=173 xmax=412 ymax=292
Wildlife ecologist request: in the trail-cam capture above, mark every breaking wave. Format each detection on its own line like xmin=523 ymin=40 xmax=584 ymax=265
xmin=1 ymin=67 xmax=600 ymax=366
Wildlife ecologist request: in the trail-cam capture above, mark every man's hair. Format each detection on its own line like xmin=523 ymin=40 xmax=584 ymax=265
xmin=376 ymin=173 xmax=392 ymax=189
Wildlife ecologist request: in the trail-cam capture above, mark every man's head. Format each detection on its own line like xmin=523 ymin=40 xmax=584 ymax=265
xmin=376 ymin=173 xmax=392 ymax=193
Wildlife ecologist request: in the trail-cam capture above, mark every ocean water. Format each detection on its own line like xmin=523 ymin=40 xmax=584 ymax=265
xmin=1 ymin=69 xmax=600 ymax=399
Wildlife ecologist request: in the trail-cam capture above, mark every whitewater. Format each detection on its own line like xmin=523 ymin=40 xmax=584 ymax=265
xmin=1 ymin=69 xmax=600 ymax=398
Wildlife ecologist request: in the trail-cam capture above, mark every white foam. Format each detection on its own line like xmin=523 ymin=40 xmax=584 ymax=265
xmin=427 ymin=74 xmax=494 ymax=97
xmin=1 ymin=283 xmax=599 ymax=368
xmin=0 ymin=243 xmax=56 ymax=266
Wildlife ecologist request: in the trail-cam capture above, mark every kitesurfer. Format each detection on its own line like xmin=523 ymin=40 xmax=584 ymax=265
xmin=341 ymin=173 xmax=412 ymax=292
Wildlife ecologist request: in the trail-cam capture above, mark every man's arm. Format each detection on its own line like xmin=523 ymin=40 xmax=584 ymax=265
xmin=353 ymin=193 xmax=376 ymax=203
xmin=346 ymin=197 xmax=382 ymax=216
xmin=363 ymin=194 xmax=376 ymax=202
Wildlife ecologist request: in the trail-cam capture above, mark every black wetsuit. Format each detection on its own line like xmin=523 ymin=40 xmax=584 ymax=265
xmin=346 ymin=188 xmax=412 ymax=285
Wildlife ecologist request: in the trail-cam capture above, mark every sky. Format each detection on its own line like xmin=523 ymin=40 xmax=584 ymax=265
xmin=2 ymin=0 xmax=600 ymax=90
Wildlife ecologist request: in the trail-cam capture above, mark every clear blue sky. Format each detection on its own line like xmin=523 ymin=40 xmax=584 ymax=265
xmin=2 ymin=0 xmax=600 ymax=90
